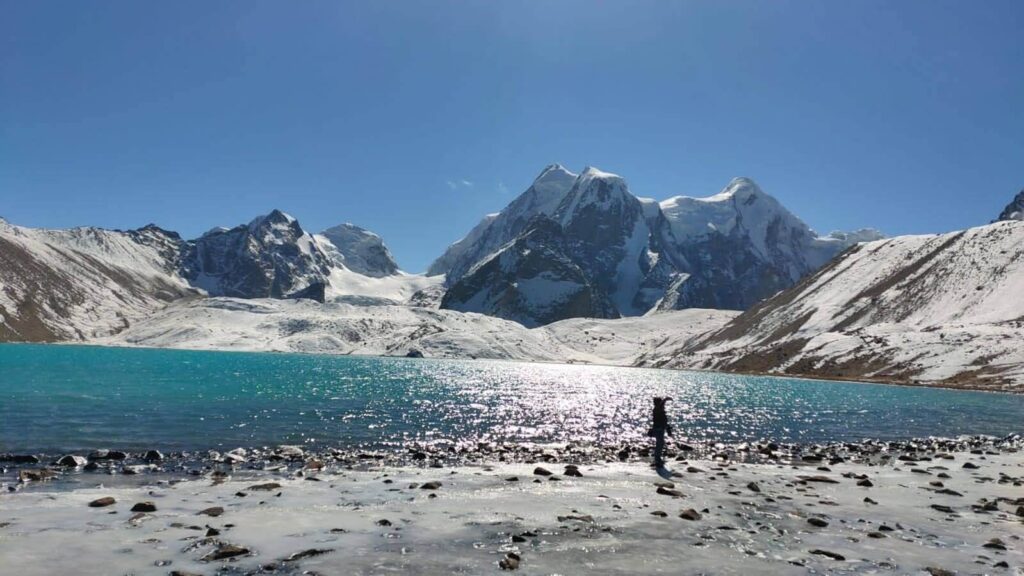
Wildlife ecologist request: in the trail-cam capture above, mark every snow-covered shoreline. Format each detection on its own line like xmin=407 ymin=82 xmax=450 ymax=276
xmin=3 ymin=441 xmax=1022 ymax=575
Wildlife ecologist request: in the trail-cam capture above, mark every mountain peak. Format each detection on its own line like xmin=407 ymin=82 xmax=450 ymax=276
xmin=579 ymin=165 xmax=621 ymax=180
xmin=319 ymin=222 xmax=399 ymax=277
xmin=996 ymin=189 xmax=1024 ymax=222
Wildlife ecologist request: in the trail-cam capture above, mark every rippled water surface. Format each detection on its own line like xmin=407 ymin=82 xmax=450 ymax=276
xmin=2 ymin=344 xmax=1022 ymax=453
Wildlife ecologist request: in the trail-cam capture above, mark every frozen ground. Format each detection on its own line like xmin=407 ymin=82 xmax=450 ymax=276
xmin=2 ymin=450 xmax=1021 ymax=575
xmin=96 ymin=298 xmax=739 ymax=366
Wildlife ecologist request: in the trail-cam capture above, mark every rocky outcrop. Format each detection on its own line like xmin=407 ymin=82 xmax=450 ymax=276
xmin=996 ymin=189 xmax=1024 ymax=222
xmin=440 ymin=218 xmax=618 ymax=327
xmin=182 ymin=210 xmax=332 ymax=301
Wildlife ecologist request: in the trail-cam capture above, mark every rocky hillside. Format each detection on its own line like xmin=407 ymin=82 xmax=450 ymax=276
xmin=0 ymin=211 xmax=414 ymax=342
xmin=643 ymin=220 xmax=1024 ymax=392
xmin=0 ymin=219 xmax=196 ymax=341
xmin=435 ymin=165 xmax=877 ymax=326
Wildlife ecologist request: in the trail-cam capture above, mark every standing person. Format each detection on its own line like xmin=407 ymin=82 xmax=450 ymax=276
xmin=650 ymin=397 xmax=673 ymax=468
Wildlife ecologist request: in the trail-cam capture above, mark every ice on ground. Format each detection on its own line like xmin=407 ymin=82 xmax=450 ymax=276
xmin=2 ymin=453 xmax=1021 ymax=575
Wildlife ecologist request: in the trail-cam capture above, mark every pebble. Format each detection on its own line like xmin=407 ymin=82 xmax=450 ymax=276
xmin=809 ymin=549 xmax=845 ymax=561
xmin=198 ymin=506 xmax=224 ymax=517
xmin=131 ymin=502 xmax=157 ymax=512
xmin=679 ymin=508 xmax=702 ymax=521
xmin=88 ymin=496 xmax=116 ymax=508
xmin=202 ymin=543 xmax=250 ymax=561
xmin=533 ymin=467 xmax=553 ymax=476
xmin=807 ymin=517 xmax=828 ymax=528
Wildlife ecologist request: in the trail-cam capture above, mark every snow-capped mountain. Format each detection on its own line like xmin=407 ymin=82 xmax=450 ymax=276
xmin=643 ymin=220 xmax=1024 ymax=392
xmin=428 ymin=164 xmax=578 ymax=280
xmin=0 ymin=210 xmax=422 ymax=341
xmin=434 ymin=165 xmax=879 ymax=326
xmin=182 ymin=209 xmax=333 ymax=302
xmin=440 ymin=217 xmax=619 ymax=327
xmin=0 ymin=219 xmax=196 ymax=341
xmin=997 ymin=189 xmax=1024 ymax=222
xmin=657 ymin=177 xmax=883 ymax=311
xmin=317 ymin=223 xmax=400 ymax=277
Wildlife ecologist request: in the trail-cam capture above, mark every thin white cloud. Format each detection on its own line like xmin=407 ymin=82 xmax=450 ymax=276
xmin=498 ymin=181 xmax=509 ymax=195
xmin=446 ymin=179 xmax=474 ymax=190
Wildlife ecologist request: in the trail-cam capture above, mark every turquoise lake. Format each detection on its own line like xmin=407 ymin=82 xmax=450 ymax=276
xmin=1 ymin=344 xmax=1022 ymax=454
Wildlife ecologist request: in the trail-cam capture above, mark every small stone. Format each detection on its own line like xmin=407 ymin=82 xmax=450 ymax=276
xmin=420 ymin=481 xmax=442 ymax=490
xmin=247 ymin=482 xmax=282 ymax=491
xmin=807 ymin=517 xmax=829 ymax=528
xmin=963 ymin=462 xmax=980 ymax=469
xmin=747 ymin=482 xmax=761 ymax=493
xmin=867 ymin=531 xmax=886 ymax=539
xmin=983 ymin=538 xmax=1007 ymax=551
xmin=202 ymin=543 xmax=250 ymax=561
xmin=511 ymin=534 xmax=527 ymax=542
xmin=857 ymin=479 xmax=873 ymax=487
xmin=925 ymin=568 xmax=954 ymax=576
xmin=679 ymin=508 xmax=702 ymax=521
xmin=564 ymin=465 xmax=583 ymax=477
xmin=499 ymin=552 xmax=521 ymax=570
xmin=56 ymin=455 xmax=87 ymax=468
xmin=376 ymin=519 xmax=392 ymax=527
xmin=533 ymin=467 xmax=552 ymax=476
xmin=131 ymin=502 xmax=157 ymax=513
xmin=650 ymin=510 xmax=668 ymax=517
xmin=656 ymin=486 xmax=684 ymax=497
xmin=809 ymin=549 xmax=845 ymax=561
xmin=198 ymin=506 xmax=224 ymax=517
xmin=283 ymin=548 xmax=333 ymax=562
xmin=931 ymin=504 xmax=955 ymax=514
xmin=864 ymin=497 xmax=878 ymax=505
xmin=89 ymin=497 xmax=116 ymax=508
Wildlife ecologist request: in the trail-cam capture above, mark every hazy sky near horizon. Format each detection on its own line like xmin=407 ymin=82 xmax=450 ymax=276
xmin=2 ymin=1 xmax=1022 ymax=272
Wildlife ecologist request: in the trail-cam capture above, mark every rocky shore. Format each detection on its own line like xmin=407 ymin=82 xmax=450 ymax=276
xmin=1 ymin=435 xmax=1022 ymax=574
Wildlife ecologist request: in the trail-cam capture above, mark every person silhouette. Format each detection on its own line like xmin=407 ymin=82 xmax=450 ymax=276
xmin=650 ymin=397 xmax=673 ymax=468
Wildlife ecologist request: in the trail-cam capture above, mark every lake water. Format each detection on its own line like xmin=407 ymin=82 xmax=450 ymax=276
xmin=1 ymin=344 xmax=1022 ymax=454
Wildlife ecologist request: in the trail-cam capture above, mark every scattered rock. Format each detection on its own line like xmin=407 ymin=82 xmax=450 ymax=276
xmin=650 ymin=510 xmax=668 ymax=517
xmin=202 ymin=543 xmax=250 ymax=561
xmin=807 ymin=517 xmax=829 ymax=528
xmin=856 ymin=479 xmax=873 ymax=487
xmin=420 ymin=481 xmax=442 ymax=490
xmin=925 ymin=568 xmax=954 ymax=576
xmin=376 ymin=519 xmax=392 ymax=527
xmin=56 ymin=455 xmax=87 ymax=468
xmin=130 ymin=502 xmax=157 ymax=513
xmin=88 ymin=497 xmax=116 ymax=508
xmin=564 ymin=465 xmax=583 ymax=477
xmin=499 ymin=552 xmax=521 ymax=570
xmin=143 ymin=450 xmax=164 ymax=462
xmin=679 ymin=508 xmax=702 ymax=521
xmin=930 ymin=504 xmax=955 ymax=514
xmin=557 ymin=514 xmax=594 ymax=523
xmin=283 ymin=548 xmax=334 ymax=562
xmin=198 ymin=506 xmax=224 ymax=517
xmin=809 ymin=549 xmax=845 ymax=561
xmin=533 ymin=467 xmax=553 ymax=476
xmin=248 ymin=482 xmax=282 ymax=491
xmin=747 ymin=482 xmax=761 ymax=493
xmin=656 ymin=486 xmax=684 ymax=498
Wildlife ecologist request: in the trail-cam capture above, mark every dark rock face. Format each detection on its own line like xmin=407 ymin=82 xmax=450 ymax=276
xmin=996 ymin=189 xmax=1024 ymax=222
xmin=182 ymin=210 xmax=332 ymax=302
xmin=319 ymin=223 xmax=399 ymax=277
xmin=440 ymin=218 xmax=619 ymax=327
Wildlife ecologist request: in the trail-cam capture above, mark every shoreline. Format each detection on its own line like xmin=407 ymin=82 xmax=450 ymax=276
xmin=2 ymin=436 xmax=1021 ymax=575
xmin=11 ymin=339 xmax=1023 ymax=396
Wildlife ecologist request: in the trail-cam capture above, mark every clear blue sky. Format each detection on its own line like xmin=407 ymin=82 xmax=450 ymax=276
xmin=2 ymin=1 xmax=1022 ymax=272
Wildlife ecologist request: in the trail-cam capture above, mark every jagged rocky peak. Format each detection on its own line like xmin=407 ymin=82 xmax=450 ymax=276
xmin=996 ymin=189 xmax=1024 ymax=222
xmin=318 ymin=223 xmax=400 ymax=277
xmin=428 ymin=163 xmax=579 ymax=280
xmin=182 ymin=209 xmax=332 ymax=301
